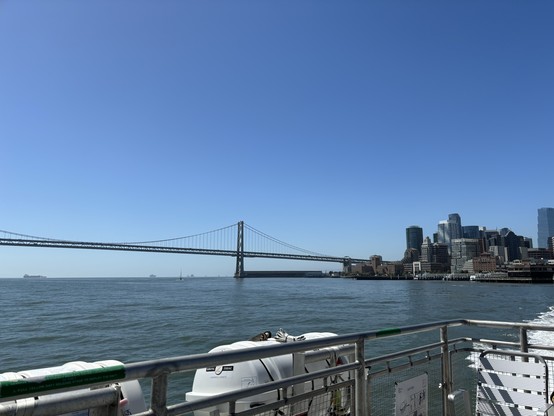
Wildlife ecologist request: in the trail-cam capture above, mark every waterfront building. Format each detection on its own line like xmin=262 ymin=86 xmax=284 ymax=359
xmin=471 ymin=253 xmax=497 ymax=273
xmin=350 ymin=263 xmax=374 ymax=276
xmin=451 ymin=238 xmax=481 ymax=273
xmin=418 ymin=262 xmax=450 ymax=273
xmin=405 ymin=226 xmax=423 ymax=255
xmin=527 ymin=248 xmax=553 ymax=260
xmin=377 ymin=262 xmax=404 ymax=277
xmin=370 ymin=255 xmax=382 ymax=271
xmin=538 ymin=208 xmax=554 ymax=249
xmin=506 ymin=260 xmax=554 ymax=283
xmin=351 ymin=255 xmax=404 ymax=277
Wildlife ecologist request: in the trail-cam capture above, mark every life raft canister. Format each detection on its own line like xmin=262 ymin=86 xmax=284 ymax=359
xmin=0 ymin=360 xmax=146 ymax=416
xmin=185 ymin=331 xmax=351 ymax=416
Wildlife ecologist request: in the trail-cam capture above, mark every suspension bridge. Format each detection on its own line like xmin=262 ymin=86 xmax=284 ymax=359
xmin=0 ymin=221 xmax=367 ymax=277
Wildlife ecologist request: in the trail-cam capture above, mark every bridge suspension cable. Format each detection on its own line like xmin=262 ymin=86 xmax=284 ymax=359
xmin=0 ymin=229 xmax=61 ymax=241
xmin=119 ymin=223 xmax=237 ymax=251
xmin=243 ymin=223 xmax=330 ymax=257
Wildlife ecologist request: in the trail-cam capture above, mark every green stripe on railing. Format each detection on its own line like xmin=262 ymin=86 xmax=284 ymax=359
xmin=0 ymin=365 xmax=126 ymax=399
xmin=376 ymin=327 xmax=401 ymax=337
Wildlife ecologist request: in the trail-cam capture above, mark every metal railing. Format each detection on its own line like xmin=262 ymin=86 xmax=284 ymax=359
xmin=2 ymin=319 xmax=554 ymax=416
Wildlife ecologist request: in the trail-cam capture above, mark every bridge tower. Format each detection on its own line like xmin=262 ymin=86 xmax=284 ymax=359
xmin=234 ymin=221 xmax=244 ymax=278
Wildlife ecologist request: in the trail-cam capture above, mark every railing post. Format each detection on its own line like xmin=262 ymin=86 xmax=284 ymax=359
xmin=151 ymin=373 xmax=168 ymax=416
xmin=440 ymin=325 xmax=452 ymax=416
xmin=105 ymin=385 xmax=122 ymax=416
xmin=291 ymin=352 xmax=306 ymax=415
xmin=520 ymin=327 xmax=529 ymax=353
xmin=355 ymin=337 xmax=367 ymax=416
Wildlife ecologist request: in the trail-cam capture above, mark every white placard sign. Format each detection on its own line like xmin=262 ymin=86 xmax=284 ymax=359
xmin=394 ymin=373 xmax=428 ymax=416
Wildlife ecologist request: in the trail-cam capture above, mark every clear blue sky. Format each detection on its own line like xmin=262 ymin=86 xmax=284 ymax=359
xmin=1 ymin=1 xmax=552 ymax=277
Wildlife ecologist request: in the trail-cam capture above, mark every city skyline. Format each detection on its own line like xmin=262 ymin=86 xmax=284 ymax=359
xmin=1 ymin=1 xmax=552 ymax=277
xmin=399 ymin=208 xmax=554 ymax=276
xmin=406 ymin=207 xmax=554 ymax=253
xmin=405 ymin=210 xmax=544 ymax=254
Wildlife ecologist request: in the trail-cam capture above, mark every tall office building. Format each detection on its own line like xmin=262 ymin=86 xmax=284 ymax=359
xmin=406 ymin=226 xmax=423 ymax=255
xmin=538 ymin=208 xmax=554 ymax=248
xmin=451 ymin=238 xmax=481 ymax=273
xmin=463 ymin=226 xmax=480 ymax=239
xmin=420 ymin=237 xmax=433 ymax=263
xmin=419 ymin=237 xmax=450 ymax=273
xmin=501 ymin=230 xmax=525 ymax=262
xmin=437 ymin=213 xmax=463 ymax=253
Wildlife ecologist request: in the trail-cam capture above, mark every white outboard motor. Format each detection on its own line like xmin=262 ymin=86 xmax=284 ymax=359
xmin=186 ymin=330 xmax=350 ymax=416
xmin=0 ymin=360 xmax=146 ymax=416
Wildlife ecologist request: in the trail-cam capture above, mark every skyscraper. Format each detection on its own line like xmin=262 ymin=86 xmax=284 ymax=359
xmin=538 ymin=208 xmax=554 ymax=248
xmin=437 ymin=213 xmax=463 ymax=253
xmin=451 ymin=238 xmax=481 ymax=273
xmin=406 ymin=225 xmax=423 ymax=255
xmin=463 ymin=225 xmax=480 ymax=239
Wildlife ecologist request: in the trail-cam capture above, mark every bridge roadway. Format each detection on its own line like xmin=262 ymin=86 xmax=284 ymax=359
xmin=0 ymin=238 xmax=368 ymax=265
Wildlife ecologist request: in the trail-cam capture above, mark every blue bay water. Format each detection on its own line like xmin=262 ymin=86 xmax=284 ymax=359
xmin=2 ymin=277 xmax=554 ymax=399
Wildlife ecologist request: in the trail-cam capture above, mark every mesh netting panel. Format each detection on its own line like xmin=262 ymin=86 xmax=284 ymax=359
xmin=368 ymin=360 xmax=442 ymax=415
xmin=367 ymin=350 xmax=476 ymax=416
xmin=236 ymin=385 xmax=352 ymax=416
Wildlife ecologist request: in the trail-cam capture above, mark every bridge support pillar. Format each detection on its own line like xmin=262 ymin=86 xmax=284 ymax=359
xmin=234 ymin=221 xmax=244 ymax=278
xmin=342 ymin=257 xmax=352 ymax=275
